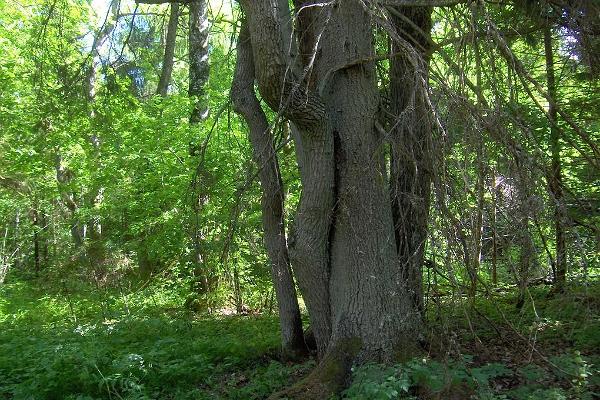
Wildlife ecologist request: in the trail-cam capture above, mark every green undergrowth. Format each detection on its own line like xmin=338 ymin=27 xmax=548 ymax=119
xmin=343 ymin=352 xmax=598 ymax=400
xmin=1 ymin=277 xmax=598 ymax=399
xmin=0 ymin=278 xmax=313 ymax=400
xmin=343 ymin=282 xmax=600 ymax=399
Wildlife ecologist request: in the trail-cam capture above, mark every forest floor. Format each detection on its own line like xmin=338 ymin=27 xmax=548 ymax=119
xmin=0 ymin=275 xmax=598 ymax=399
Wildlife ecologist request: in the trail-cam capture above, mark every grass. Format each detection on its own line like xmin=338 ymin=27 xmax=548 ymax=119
xmin=1 ymin=275 xmax=598 ymax=399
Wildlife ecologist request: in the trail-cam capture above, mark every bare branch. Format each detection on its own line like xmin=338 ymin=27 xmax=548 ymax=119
xmin=486 ymin=17 xmax=600 ymax=161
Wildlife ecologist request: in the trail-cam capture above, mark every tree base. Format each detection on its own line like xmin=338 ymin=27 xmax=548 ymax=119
xmin=280 ymin=344 xmax=310 ymax=363
xmin=268 ymin=338 xmax=362 ymax=399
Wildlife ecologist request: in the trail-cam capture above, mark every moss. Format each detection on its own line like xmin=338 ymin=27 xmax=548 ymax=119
xmin=268 ymin=337 xmax=363 ymax=400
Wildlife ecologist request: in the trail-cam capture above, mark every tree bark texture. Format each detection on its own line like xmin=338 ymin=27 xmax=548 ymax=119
xmin=188 ymin=0 xmax=209 ymax=123
xmin=231 ymin=21 xmax=307 ymax=359
xmin=157 ymin=3 xmax=179 ymax=96
xmin=187 ymin=0 xmax=211 ymax=293
xmin=388 ymin=6 xmax=434 ymax=314
xmin=235 ymin=1 xmax=431 ymax=397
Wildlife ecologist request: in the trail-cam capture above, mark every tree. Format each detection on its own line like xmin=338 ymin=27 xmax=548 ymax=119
xmin=543 ymin=25 xmax=566 ymax=290
xmin=233 ymin=1 xmax=435 ymax=396
xmin=157 ymin=3 xmax=179 ymax=96
xmin=232 ymin=23 xmax=306 ymax=359
xmin=188 ymin=0 xmax=209 ymax=123
xmin=388 ymin=6 xmax=434 ymax=313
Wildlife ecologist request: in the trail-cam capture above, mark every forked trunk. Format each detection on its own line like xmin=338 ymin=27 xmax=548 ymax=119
xmin=236 ymin=1 xmax=430 ymax=397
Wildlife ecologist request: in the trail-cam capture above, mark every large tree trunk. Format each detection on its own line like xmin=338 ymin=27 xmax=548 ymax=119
xmin=231 ymin=21 xmax=307 ymax=360
xmin=236 ymin=1 xmax=428 ymax=397
xmin=240 ymin=0 xmax=334 ymax=360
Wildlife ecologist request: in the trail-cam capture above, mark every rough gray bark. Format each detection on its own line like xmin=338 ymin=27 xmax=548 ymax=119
xmin=157 ymin=3 xmax=179 ymax=96
xmin=188 ymin=0 xmax=209 ymax=123
xmin=240 ymin=0 xmax=334 ymax=359
xmin=231 ymin=21 xmax=307 ymax=359
xmin=389 ymin=6 xmax=433 ymax=314
xmin=236 ymin=1 xmax=428 ymax=397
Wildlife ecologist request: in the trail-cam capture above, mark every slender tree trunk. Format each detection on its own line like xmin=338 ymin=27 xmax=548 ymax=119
xmin=188 ymin=0 xmax=209 ymax=123
xmin=157 ymin=3 xmax=179 ymax=96
xmin=389 ymin=6 xmax=434 ymax=314
xmin=55 ymin=155 xmax=84 ymax=248
xmin=40 ymin=210 xmax=49 ymax=265
xmin=232 ymin=259 xmax=243 ymax=313
xmin=86 ymin=191 xmax=105 ymax=270
xmin=0 ymin=225 xmax=8 ymax=284
xmin=470 ymin=144 xmax=485 ymax=298
xmin=470 ymin=9 xmax=484 ymax=299
xmin=232 ymin=22 xmax=307 ymax=359
xmin=491 ymin=170 xmax=498 ymax=285
xmin=188 ymin=0 xmax=211 ymax=293
xmin=32 ymin=208 xmax=40 ymax=275
xmin=14 ymin=210 xmax=21 ymax=270
xmin=544 ymin=26 xmax=566 ymax=290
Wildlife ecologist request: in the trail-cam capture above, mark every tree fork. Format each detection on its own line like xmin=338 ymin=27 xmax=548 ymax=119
xmin=239 ymin=0 xmax=334 ymax=357
xmin=238 ymin=1 xmax=425 ymax=396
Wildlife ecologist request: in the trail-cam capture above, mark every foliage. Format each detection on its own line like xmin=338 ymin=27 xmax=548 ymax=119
xmin=0 ymin=279 xmax=311 ymax=399
xmin=343 ymin=354 xmax=597 ymax=400
xmin=0 ymin=0 xmax=599 ymax=398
